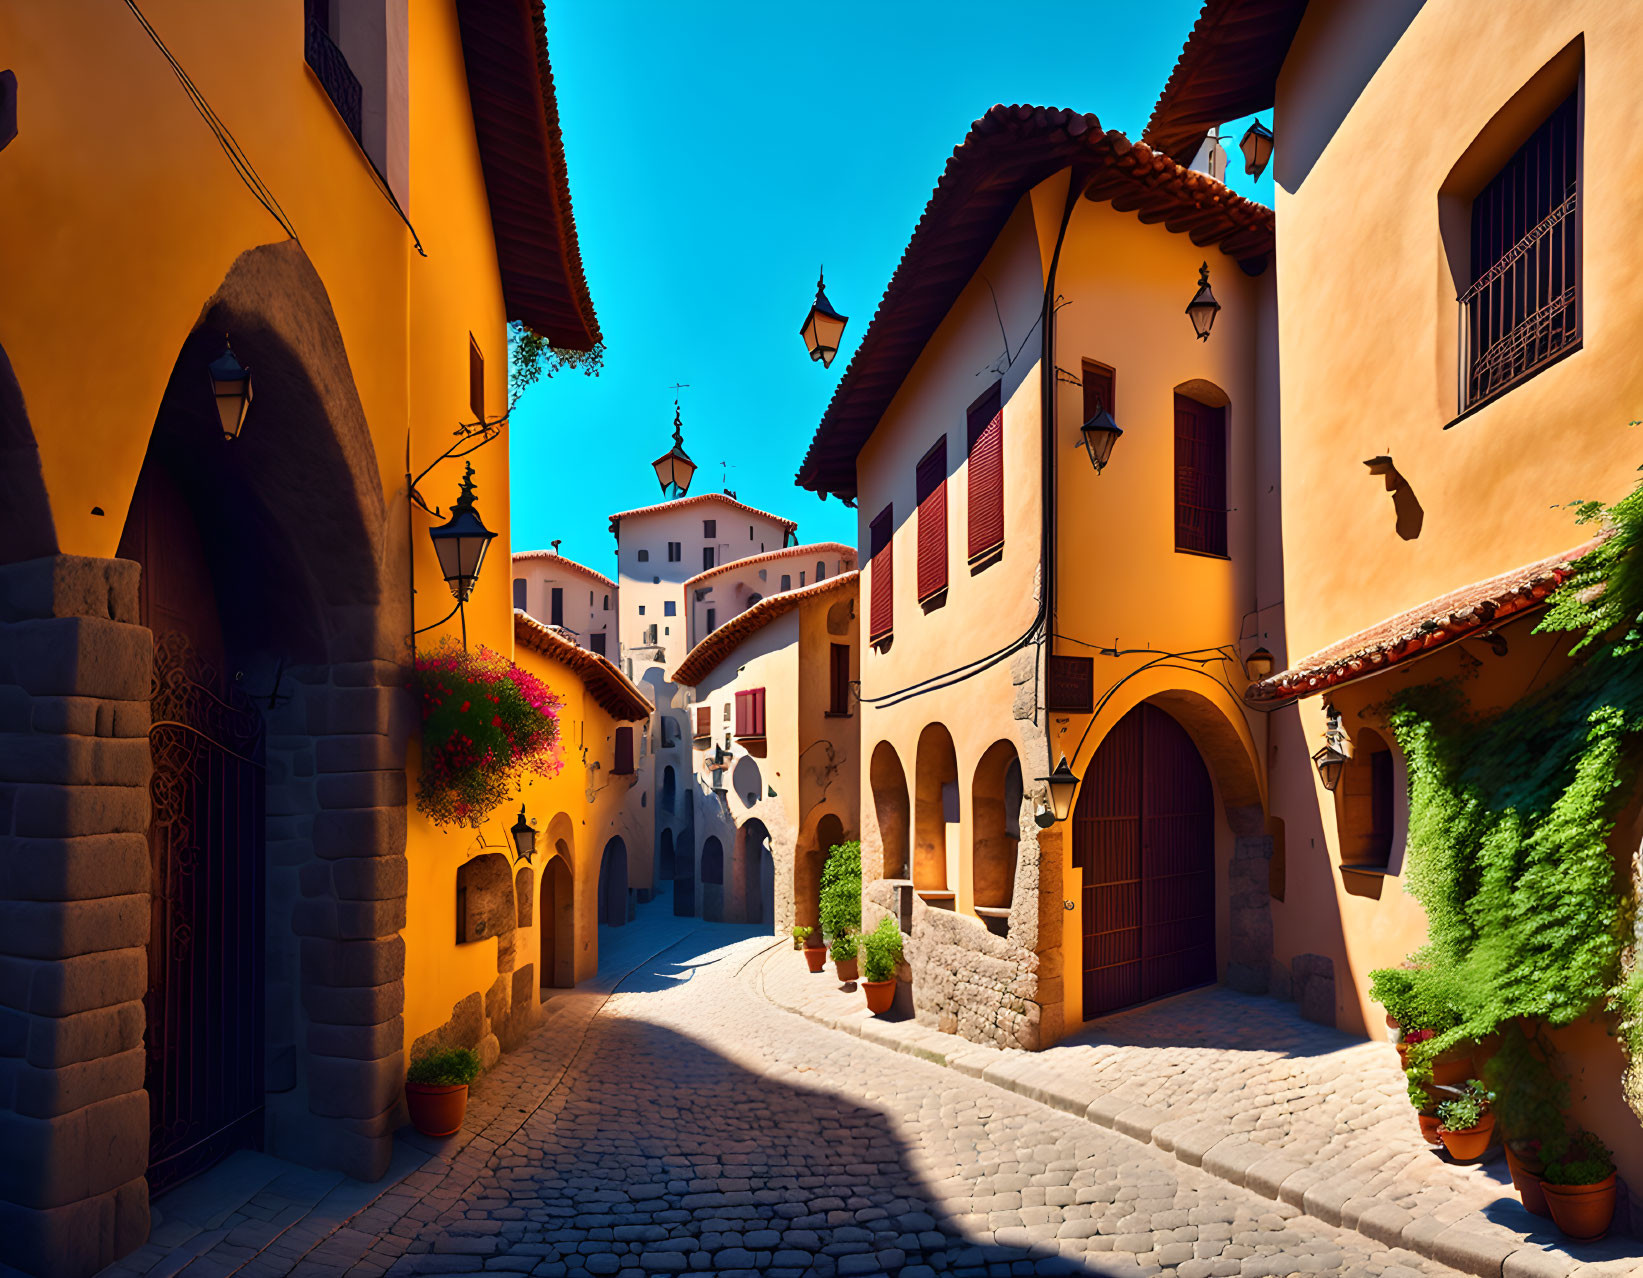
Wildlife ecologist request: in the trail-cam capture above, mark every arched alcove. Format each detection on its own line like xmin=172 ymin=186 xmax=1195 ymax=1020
xmin=797 ymin=812 xmax=843 ymax=930
xmin=870 ymin=741 xmax=910 ymax=880
xmin=971 ymin=740 xmax=1022 ymax=921
xmin=914 ymin=724 xmax=959 ymax=898
xmin=701 ymin=835 xmax=725 ymax=923
xmin=661 ymin=765 xmax=677 ymax=813
xmin=539 ymin=844 xmax=574 ymax=990
xmin=456 ymin=853 xmax=515 ymax=945
xmin=598 ymin=838 xmax=629 ymax=927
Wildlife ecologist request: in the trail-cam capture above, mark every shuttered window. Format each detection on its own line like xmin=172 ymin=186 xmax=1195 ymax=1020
xmin=829 ymin=643 xmax=851 ymax=715
xmin=734 ymin=687 xmax=766 ymax=738
xmin=966 ymin=384 xmax=1003 ymax=561
xmin=1174 ymin=394 xmax=1228 ymax=556
xmin=869 ymin=505 xmax=893 ymax=642
xmin=916 ymin=437 xmax=948 ymax=602
xmin=613 ymin=727 xmax=634 ymax=775
xmin=695 ymin=706 xmax=711 ymax=738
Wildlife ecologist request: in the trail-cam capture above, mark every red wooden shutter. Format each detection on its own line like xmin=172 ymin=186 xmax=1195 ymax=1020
xmin=869 ymin=505 xmax=893 ymax=641
xmin=917 ymin=438 xmax=948 ymax=600
xmin=613 ymin=727 xmax=633 ymax=775
xmin=966 ymin=384 xmax=1003 ymax=560
xmin=829 ymin=643 xmax=850 ymax=714
xmin=735 ymin=688 xmax=767 ymax=737
xmin=734 ymin=690 xmax=749 ymax=737
xmin=752 ymin=687 xmax=765 ymax=737
xmin=1173 ymin=395 xmax=1227 ymax=556
xmin=695 ymin=706 xmax=710 ymax=738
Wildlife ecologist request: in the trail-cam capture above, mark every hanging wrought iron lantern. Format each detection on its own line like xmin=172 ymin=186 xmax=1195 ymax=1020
xmin=800 ymin=268 xmax=849 ymax=368
xmin=1185 ymin=262 xmax=1222 ymax=342
xmin=1035 ymin=755 xmax=1080 ymax=825
xmin=652 ymin=402 xmax=698 ymax=497
xmin=1312 ymin=706 xmax=1349 ymax=792
xmin=510 ymin=806 xmax=537 ymax=864
xmin=428 ymin=461 xmax=497 ymax=602
xmin=1246 ymin=647 xmax=1276 ymax=680
xmin=1080 ymin=401 xmax=1123 ymax=473
xmin=1239 ymin=119 xmax=1275 ymax=179
xmin=208 ymin=338 xmax=253 ymax=440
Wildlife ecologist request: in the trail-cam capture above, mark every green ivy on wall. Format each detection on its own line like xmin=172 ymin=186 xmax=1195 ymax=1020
xmin=1372 ymin=470 xmax=1643 ymax=1113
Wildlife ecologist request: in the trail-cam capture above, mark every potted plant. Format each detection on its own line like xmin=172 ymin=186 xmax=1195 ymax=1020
xmin=1484 ymin=1021 xmax=1567 ymax=1218
xmin=791 ymin=925 xmax=811 ymax=952
xmin=1408 ymin=1077 xmax=1443 ymax=1146
xmin=1435 ymin=1079 xmax=1496 ymax=1162
xmin=860 ymin=916 xmax=903 ymax=1016
xmin=831 ymin=931 xmax=859 ymax=984
xmin=405 ymin=1047 xmax=481 ymax=1137
xmin=799 ymin=928 xmax=827 ymax=972
xmin=1504 ymin=1138 xmax=1549 ymax=1217
xmin=1540 ymin=1130 xmax=1617 ymax=1241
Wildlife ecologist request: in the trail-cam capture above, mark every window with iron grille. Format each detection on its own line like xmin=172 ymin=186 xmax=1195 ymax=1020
xmin=304 ymin=0 xmax=362 ymax=145
xmin=735 ymin=688 xmax=767 ymax=739
xmin=869 ymin=505 xmax=893 ymax=642
xmin=1460 ymin=90 xmax=1580 ymax=411
xmin=1174 ymin=394 xmax=1227 ymax=557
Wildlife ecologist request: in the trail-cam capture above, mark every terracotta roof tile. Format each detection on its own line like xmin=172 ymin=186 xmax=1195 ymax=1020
xmin=1141 ymin=0 xmax=1308 ymax=165
xmin=607 ymin=491 xmax=799 ymax=537
xmin=1247 ymin=540 xmax=1601 ymax=704
xmin=510 ymin=549 xmax=617 ymax=590
xmin=795 ymin=104 xmax=1275 ymax=500
xmin=514 ymin=610 xmax=652 ymax=720
xmin=682 ymin=542 xmax=856 ymax=592
xmin=456 ymin=0 xmax=601 ymax=349
xmin=671 ymin=572 xmax=858 ymax=688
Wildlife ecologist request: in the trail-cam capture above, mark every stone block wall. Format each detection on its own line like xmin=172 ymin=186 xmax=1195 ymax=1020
xmin=0 ymin=555 xmax=154 ymax=1278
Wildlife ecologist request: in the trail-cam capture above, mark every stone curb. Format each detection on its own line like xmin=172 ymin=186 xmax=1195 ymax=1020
xmin=751 ymin=945 xmax=1641 ymax=1278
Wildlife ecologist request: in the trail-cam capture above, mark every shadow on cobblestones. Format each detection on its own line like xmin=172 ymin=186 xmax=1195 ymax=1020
xmin=1061 ymin=987 xmax=1358 ymax=1060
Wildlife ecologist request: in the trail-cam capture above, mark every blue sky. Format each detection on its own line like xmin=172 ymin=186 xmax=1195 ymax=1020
xmin=510 ymin=1 xmax=1274 ymax=572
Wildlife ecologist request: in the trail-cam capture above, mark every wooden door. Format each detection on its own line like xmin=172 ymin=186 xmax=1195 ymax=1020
xmin=1073 ymin=703 xmax=1216 ymax=1018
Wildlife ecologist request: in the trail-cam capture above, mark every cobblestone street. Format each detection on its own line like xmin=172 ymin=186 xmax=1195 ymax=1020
xmin=106 ymin=905 xmax=1500 ymax=1278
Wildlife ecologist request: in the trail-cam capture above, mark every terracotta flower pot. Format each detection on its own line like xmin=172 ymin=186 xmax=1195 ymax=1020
xmin=1417 ymin=1112 xmax=1444 ymax=1146
xmin=1543 ymin=1175 xmax=1616 ymax=1242
xmin=1429 ymin=1054 xmax=1474 ymax=1087
xmin=804 ymin=946 xmax=827 ymax=973
xmin=1504 ymin=1145 xmax=1549 ymax=1218
xmin=835 ymin=956 xmax=859 ymax=984
xmin=1437 ymin=1112 xmax=1495 ymax=1162
xmin=405 ymin=1081 xmax=468 ymax=1138
xmin=862 ymin=978 xmax=896 ymax=1015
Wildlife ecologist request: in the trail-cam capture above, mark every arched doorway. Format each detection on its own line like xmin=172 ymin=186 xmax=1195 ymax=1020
xmin=739 ymin=819 xmax=773 ymax=927
xmin=1074 ymin=702 xmax=1216 ymax=1018
xmin=597 ymin=838 xmax=629 ymax=927
xmin=701 ymin=836 xmax=725 ymax=922
xmin=539 ymin=847 xmax=574 ymax=989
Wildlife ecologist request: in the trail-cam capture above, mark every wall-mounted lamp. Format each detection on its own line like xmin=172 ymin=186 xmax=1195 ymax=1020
xmin=1185 ymin=262 xmax=1221 ymax=342
xmin=1312 ymin=705 xmax=1349 ymax=792
xmin=509 ymin=805 xmax=537 ymax=864
xmin=1079 ymin=400 xmax=1123 ymax=473
xmin=1246 ymin=647 xmax=1276 ymax=680
xmin=800 ymin=267 xmax=849 ymax=368
xmin=1034 ymin=755 xmax=1080 ymax=826
xmin=208 ymin=338 xmax=253 ymax=440
xmin=652 ymin=402 xmax=698 ymax=497
xmin=1239 ymin=119 xmax=1275 ymax=180
xmin=429 ymin=461 xmax=497 ymax=605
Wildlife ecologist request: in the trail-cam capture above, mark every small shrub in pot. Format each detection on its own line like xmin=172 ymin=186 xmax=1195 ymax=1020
xmin=830 ymin=931 xmax=859 ymax=984
xmin=1541 ymin=1130 xmax=1617 ymax=1241
xmin=860 ymin=917 xmax=903 ymax=1015
xmin=1435 ymin=1079 xmax=1495 ymax=1162
xmin=405 ymin=1047 xmax=481 ymax=1138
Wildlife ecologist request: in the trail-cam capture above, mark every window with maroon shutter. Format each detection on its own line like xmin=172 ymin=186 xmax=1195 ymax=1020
xmin=966 ymin=384 xmax=1003 ymax=561
xmin=1174 ymin=394 xmax=1228 ymax=556
xmin=734 ymin=687 xmax=766 ymax=738
xmin=916 ymin=438 xmax=948 ymax=602
xmin=613 ymin=727 xmax=634 ymax=775
xmin=695 ymin=706 xmax=710 ymax=739
xmin=869 ymin=505 xmax=893 ymax=642
xmin=1081 ymin=360 xmax=1114 ymax=428
xmin=829 ymin=643 xmax=851 ymax=715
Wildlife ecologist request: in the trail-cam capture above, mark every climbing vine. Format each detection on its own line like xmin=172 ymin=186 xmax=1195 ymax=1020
xmin=508 ymin=320 xmax=604 ymax=403
xmin=1371 ymin=469 xmax=1643 ymax=1113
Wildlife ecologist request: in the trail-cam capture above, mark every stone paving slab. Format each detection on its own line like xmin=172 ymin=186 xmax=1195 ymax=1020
xmin=753 ymin=941 xmax=1643 ymax=1278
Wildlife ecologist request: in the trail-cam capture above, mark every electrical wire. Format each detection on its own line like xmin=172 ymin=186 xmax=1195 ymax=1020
xmin=122 ymin=0 xmax=299 ymax=243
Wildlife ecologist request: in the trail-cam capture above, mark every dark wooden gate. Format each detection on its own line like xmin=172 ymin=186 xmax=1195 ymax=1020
xmin=123 ymin=460 xmax=267 ymax=1195
xmin=1073 ymin=703 xmax=1216 ymax=1019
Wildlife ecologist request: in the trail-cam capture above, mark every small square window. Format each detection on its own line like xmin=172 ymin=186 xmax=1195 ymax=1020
xmin=638 ymin=605 xmax=646 ymax=616
xmin=637 ymin=549 xmax=649 ymax=562
xmin=664 ymin=601 xmax=677 ymax=616
xmin=703 ymin=519 xmax=717 ymax=537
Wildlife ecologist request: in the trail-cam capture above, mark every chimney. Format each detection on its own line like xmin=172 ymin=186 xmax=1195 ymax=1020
xmin=1189 ymin=126 xmax=1229 ymax=184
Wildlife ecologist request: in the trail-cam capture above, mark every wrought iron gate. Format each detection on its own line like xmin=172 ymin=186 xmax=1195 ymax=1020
xmin=1073 ymin=702 xmax=1216 ymax=1019
xmin=145 ymin=633 xmax=267 ymax=1194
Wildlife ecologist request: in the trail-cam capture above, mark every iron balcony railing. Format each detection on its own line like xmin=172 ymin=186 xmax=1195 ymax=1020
xmin=305 ymin=14 xmax=362 ymax=145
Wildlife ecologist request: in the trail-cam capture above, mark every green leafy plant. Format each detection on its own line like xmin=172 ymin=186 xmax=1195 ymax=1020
xmin=1436 ymin=1079 xmax=1494 ymax=1132
xmin=829 ymin=932 xmax=859 ymax=962
xmin=818 ymin=840 xmax=862 ymax=941
xmin=507 ymin=321 xmax=603 ymax=402
xmin=861 ymin=916 xmax=904 ymax=983
xmin=1369 ymin=467 xmax=1643 ymax=1113
xmin=1407 ymin=1077 xmax=1436 ymax=1115
xmin=1370 ymin=966 xmax=1461 ymax=1034
xmin=406 ymin=1046 xmax=481 ymax=1088
xmin=1542 ymin=1130 xmax=1615 ymax=1186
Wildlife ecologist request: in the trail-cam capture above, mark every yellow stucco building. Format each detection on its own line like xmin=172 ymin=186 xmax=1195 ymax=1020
xmin=0 ymin=4 xmax=606 ymax=1274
